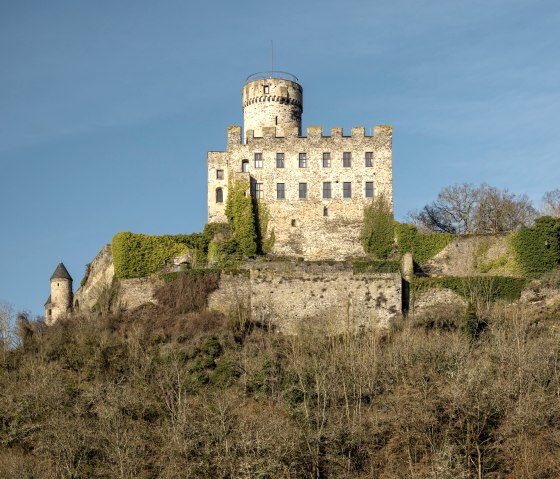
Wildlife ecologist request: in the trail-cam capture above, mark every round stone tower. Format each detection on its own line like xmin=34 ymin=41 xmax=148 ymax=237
xmin=45 ymin=262 xmax=73 ymax=325
xmin=242 ymin=71 xmax=303 ymax=141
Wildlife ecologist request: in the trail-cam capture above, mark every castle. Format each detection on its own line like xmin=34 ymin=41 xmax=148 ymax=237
xmin=45 ymin=72 xmax=399 ymax=328
xmin=208 ymin=72 xmax=393 ymax=260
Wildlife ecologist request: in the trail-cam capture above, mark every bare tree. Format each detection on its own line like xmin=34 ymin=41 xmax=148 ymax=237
xmin=541 ymin=189 xmax=560 ymax=218
xmin=0 ymin=301 xmax=14 ymax=352
xmin=409 ymin=183 xmax=537 ymax=234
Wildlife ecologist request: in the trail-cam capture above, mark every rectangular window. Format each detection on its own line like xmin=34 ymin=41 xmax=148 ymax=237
xmin=251 ymin=182 xmax=263 ymax=199
xmin=343 ymin=152 xmax=352 ymax=167
xmin=299 ymin=182 xmax=308 ymax=199
xmin=323 ymin=181 xmax=332 ymax=199
xmin=276 ymin=153 xmax=284 ymax=168
xmin=365 ymin=181 xmax=374 ymax=198
xmin=254 ymin=153 xmax=263 ymax=168
xmin=277 ymin=183 xmax=285 ymax=199
xmin=322 ymin=152 xmax=331 ymax=168
xmin=299 ymin=153 xmax=307 ymax=168
xmin=216 ymin=169 xmax=224 ymax=179
xmin=264 ymin=85 xmax=270 ymax=94
xmin=343 ymin=182 xmax=352 ymax=198
xmin=365 ymin=152 xmax=374 ymax=167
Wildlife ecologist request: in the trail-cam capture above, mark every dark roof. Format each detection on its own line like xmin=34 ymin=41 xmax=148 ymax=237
xmin=44 ymin=295 xmax=52 ymax=306
xmin=50 ymin=262 xmax=73 ymax=281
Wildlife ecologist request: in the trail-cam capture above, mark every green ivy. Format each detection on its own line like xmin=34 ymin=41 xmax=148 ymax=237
xmin=79 ymin=263 xmax=91 ymax=288
xmin=509 ymin=216 xmax=560 ymax=278
xmin=112 ymin=232 xmax=207 ymax=279
xmin=395 ymin=223 xmax=453 ymax=265
xmin=412 ymin=276 xmax=527 ymax=302
xmin=360 ymin=194 xmax=394 ymax=259
xmin=225 ymin=179 xmax=257 ymax=257
xmin=351 ymin=259 xmax=400 ymax=273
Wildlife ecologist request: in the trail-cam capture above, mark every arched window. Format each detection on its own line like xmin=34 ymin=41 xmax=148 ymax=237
xmin=242 ymin=160 xmax=249 ymax=172
xmin=216 ymin=188 xmax=224 ymax=203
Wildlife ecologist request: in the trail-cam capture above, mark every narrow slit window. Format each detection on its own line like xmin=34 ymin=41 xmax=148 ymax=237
xmin=291 ymin=219 xmax=296 ymax=227
xmin=264 ymin=85 xmax=270 ymax=94
xmin=323 ymin=206 xmax=328 ymax=217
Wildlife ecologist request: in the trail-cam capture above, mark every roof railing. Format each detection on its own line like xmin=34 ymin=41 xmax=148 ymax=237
xmin=245 ymin=71 xmax=299 ymax=83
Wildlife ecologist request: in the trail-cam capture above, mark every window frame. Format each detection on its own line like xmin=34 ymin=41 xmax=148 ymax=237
xmin=343 ymin=152 xmax=352 ymax=168
xmin=365 ymin=152 xmax=374 ymax=168
xmin=298 ymin=182 xmax=308 ymax=199
xmin=322 ymin=152 xmax=331 ymax=168
xmin=322 ymin=181 xmax=332 ymax=199
xmin=241 ymin=160 xmax=249 ymax=172
xmin=365 ymin=181 xmax=374 ymax=198
xmin=276 ymin=153 xmax=285 ymax=168
xmin=298 ymin=152 xmax=307 ymax=168
xmin=254 ymin=153 xmax=263 ymax=168
xmin=343 ymin=181 xmax=352 ymax=198
xmin=216 ymin=169 xmax=224 ymax=179
xmin=252 ymin=182 xmax=264 ymax=200
xmin=276 ymin=182 xmax=285 ymax=200
xmin=216 ymin=187 xmax=224 ymax=203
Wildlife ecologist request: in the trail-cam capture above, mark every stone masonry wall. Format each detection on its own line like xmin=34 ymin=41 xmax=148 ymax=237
xmin=208 ymin=125 xmax=392 ymax=260
xmin=249 ymin=262 xmax=401 ymax=334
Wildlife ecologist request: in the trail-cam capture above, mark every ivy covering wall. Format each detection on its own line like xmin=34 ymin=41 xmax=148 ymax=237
xmin=509 ymin=216 xmax=560 ymax=278
xmin=395 ymin=223 xmax=454 ymax=265
xmin=112 ymin=232 xmax=210 ymax=279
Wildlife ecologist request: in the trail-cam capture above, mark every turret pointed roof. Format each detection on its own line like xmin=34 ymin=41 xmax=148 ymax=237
xmin=50 ymin=262 xmax=72 ymax=281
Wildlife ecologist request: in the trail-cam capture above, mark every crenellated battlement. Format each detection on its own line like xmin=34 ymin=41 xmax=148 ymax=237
xmin=227 ymin=125 xmax=392 ymax=145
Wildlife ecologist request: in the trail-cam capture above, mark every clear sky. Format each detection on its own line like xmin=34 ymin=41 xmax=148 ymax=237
xmin=1 ymin=0 xmax=559 ymax=316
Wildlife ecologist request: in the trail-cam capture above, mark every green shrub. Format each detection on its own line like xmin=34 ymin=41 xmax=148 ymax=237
xmin=395 ymin=223 xmax=453 ymax=265
xmin=360 ymin=194 xmax=394 ymax=259
xmin=412 ymin=276 xmax=527 ymax=303
xmin=509 ymin=216 xmax=560 ymax=278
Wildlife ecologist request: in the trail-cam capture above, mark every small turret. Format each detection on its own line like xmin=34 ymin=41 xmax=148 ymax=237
xmin=45 ymin=262 xmax=73 ymax=325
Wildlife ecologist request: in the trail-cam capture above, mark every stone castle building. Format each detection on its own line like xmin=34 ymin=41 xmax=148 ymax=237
xmin=208 ymin=72 xmax=393 ymax=260
xmin=44 ymin=262 xmax=73 ymax=325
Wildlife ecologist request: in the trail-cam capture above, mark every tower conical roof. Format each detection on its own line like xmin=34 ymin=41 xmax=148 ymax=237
xmin=50 ymin=262 xmax=72 ymax=281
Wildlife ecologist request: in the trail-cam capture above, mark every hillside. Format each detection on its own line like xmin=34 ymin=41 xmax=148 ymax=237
xmin=2 ymin=270 xmax=560 ymax=478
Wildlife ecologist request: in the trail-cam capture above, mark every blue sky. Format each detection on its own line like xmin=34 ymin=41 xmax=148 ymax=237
xmin=1 ymin=0 xmax=559 ymax=316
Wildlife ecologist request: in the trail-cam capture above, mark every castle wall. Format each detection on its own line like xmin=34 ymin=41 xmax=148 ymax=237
xmin=207 ymin=125 xmax=392 ymax=260
xmin=421 ymin=235 xmax=515 ymax=277
xmin=249 ymin=262 xmax=401 ymax=334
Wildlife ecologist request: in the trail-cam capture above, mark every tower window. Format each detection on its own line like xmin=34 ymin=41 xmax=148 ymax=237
xmin=322 ymin=152 xmax=331 ymax=168
xmin=276 ymin=153 xmax=285 ymax=168
xmin=242 ymin=160 xmax=249 ymax=172
xmin=299 ymin=182 xmax=308 ymax=199
xmin=365 ymin=182 xmax=374 ymax=198
xmin=264 ymin=85 xmax=270 ymax=94
xmin=365 ymin=152 xmax=374 ymax=167
xmin=251 ymin=182 xmax=264 ymax=199
xmin=216 ymin=169 xmax=224 ymax=179
xmin=299 ymin=153 xmax=307 ymax=168
xmin=343 ymin=152 xmax=352 ymax=167
xmin=323 ymin=182 xmax=332 ymax=199
xmin=254 ymin=153 xmax=263 ymax=168
xmin=323 ymin=206 xmax=328 ymax=217
xmin=216 ymin=188 xmax=224 ymax=203
xmin=277 ymin=183 xmax=285 ymax=199
xmin=343 ymin=182 xmax=352 ymax=198
xmin=291 ymin=219 xmax=296 ymax=227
